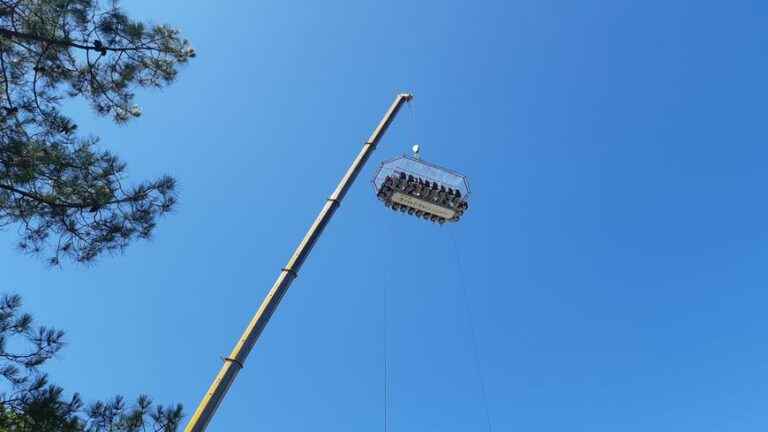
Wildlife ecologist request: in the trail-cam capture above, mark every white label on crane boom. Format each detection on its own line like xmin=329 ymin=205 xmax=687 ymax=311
xmin=391 ymin=192 xmax=456 ymax=219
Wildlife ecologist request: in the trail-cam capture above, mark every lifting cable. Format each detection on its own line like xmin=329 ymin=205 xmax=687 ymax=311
xmin=381 ymin=96 xmax=418 ymax=432
xmin=382 ymin=205 xmax=397 ymax=432
xmin=383 ymin=252 xmax=390 ymax=432
xmin=450 ymin=229 xmax=494 ymax=432
xmin=376 ymin=94 xmax=490 ymax=431
xmin=382 ymin=99 xmax=417 ymax=432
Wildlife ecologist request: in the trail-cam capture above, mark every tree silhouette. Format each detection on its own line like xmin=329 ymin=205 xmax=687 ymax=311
xmin=0 ymin=0 xmax=194 ymax=264
xmin=0 ymin=294 xmax=183 ymax=431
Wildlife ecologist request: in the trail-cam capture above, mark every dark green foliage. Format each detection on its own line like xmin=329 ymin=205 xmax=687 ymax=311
xmin=0 ymin=294 xmax=183 ymax=431
xmin=0 ymin=0 xmax=194 ymax=263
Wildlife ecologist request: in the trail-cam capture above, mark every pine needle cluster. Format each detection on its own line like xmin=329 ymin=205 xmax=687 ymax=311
xmin=0 ymin=294 xmax=183 ymax=431
xmin=0 ymin=0 xmax=194 ymax=264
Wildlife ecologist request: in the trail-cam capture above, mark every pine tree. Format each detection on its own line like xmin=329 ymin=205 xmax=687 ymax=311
xmin=0 ymin=294 xmax=184 ymax=431
xmin=0 ymin=0 xmax=194 ymax=264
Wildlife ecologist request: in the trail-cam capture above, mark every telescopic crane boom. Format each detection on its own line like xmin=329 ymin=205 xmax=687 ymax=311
xmin=184 ymin=93 xmax=413 ymax=432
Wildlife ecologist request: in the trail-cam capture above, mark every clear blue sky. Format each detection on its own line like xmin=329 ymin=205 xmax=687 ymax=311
xmin=3 ymin=0 xmax=768 ymax=430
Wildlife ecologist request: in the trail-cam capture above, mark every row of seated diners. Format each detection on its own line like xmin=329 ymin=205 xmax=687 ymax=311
xmin=377 ymin=172 xmax=469 ymax=224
